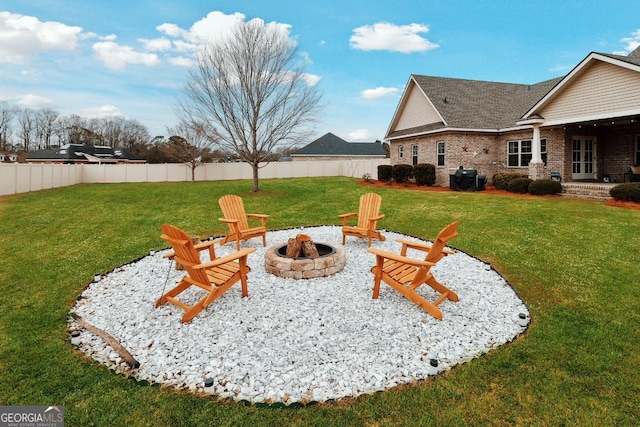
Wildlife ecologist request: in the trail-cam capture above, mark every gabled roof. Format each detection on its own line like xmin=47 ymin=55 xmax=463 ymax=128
xmin=292 ymin=132 xmax=386 ymax=157
xmin=386 ymin=76 xmax=561 ymax=139
xmin=521 ymin=46 xmax=640 ymax=122
xmin=26 ymin=144 xmax=145 ymax=163
xmin=387 ymin=46 xmax=640 ymax=140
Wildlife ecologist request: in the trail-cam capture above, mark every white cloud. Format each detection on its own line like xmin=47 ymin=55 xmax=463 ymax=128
xmin=16 ymin=93 xmax=53 ymax=107
xmin=157 ymin=12 xmax=295 ymax=59
xmin=79 ymin=104 xmax=122 ymax=118
xmin=615 ymin=29 xmax=640 ymax=55
xmin=302 ymin=73 xmax=322 ymax=86
xmin=92 ymin=40 xmax=161 ymax=70
xmin=361 ymin=87 xmax=399 ymax=99
xmin=157 ymin=11 xmax=246 ymax=52
xmin=168 ymin=56 xmax=195 ymax=67
xmin=348 ymin=129 xmax=373 ymax=141
xmin=350 ymin=22 xmax=439 ymax=53
xmin=139 ymin=37 xmax=172 ymax=51
xmin=0 ymin=11 xmax=83 ymax=63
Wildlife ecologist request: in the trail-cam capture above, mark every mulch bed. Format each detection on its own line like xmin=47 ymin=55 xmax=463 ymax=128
xmin=358 ymin=180 xmax=640 ymax=210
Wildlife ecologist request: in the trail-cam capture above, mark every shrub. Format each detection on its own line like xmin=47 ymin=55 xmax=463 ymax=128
xmin=392 ymin=164 xmax=413 ymax=183
xmin=362 ymin=173 xmax=373 ymax=183
xmin=377 ymin=164 xmax=392 ymax=182
xmin=414 ymin=163 xmax=436 ymax=186
xmin=493 ymin=173 xmax=528 ymax=190
xmin=610 ymin=183 xmax=640 ymax=202
xmin=528 ymin=179 xmax=562 ymax=195
xmin=508 ymin=177 xmax=533 ymax=194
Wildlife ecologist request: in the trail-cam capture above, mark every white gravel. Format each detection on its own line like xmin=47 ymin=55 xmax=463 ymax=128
xmin=69 ymin=226 xmax=529 ymax=405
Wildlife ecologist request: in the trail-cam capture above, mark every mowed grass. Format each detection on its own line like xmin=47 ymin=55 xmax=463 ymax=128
xmin=0 ymin=177 xmax=638 ymax=426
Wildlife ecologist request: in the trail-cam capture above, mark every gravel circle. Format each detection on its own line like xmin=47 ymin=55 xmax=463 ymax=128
xmin=70 ymin=226 xmax=529 ymax=405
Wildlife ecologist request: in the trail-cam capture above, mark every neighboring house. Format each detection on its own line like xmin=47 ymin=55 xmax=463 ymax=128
xmin=0 ymin=152 xmax=20 ymax=163
xmin=291 ymin=132 xmax=387 ymax=161
xmin=26 ymin=144 xmax=146 ymax=164
xmin=385 ymin=47 xmax=640 ymax=185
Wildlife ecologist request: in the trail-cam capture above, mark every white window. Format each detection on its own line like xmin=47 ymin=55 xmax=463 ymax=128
xmin=509 ymin=139 xmax=547 ymax=167
xmin=411 ymin=144 xmax=418 ymax=165
xmin=437 ymin=141 xmax=445 ymax=166
xmin=398 ymin=145 xmax=404 ymax=158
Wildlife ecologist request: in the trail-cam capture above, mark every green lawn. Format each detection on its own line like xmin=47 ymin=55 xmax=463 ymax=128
xmin=0 ymin=177 xmax=638 ymax=426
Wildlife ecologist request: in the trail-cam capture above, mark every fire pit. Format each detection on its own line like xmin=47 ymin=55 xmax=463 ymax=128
xmin=265 ymin=236 xmax=346 ymax=279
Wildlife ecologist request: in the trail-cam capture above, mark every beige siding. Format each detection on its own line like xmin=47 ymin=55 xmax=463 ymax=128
xmin=541 ymin=61 xmax=640 ymax=121
xmin=393 ymin=83 xmax=442 ymax=131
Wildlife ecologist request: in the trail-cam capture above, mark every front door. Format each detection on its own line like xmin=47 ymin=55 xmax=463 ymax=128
xmin=572 ymin=136 xmax=596 ymax=180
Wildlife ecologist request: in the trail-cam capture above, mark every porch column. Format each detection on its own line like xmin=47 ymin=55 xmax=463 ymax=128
xmin=531 ymin=124 xmax=542 ymax=163
xmin=516 ymin=117 xmax=546 ymax=180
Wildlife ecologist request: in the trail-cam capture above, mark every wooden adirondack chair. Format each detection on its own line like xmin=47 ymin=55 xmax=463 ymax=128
xmin=368 ymin=221 xmax=460 ymax=320
xmin=338 ymin=193 xmax=386 ymax=246
xmin=218 ymin=195 xmax=269 ymax=251
xmin=157 ymin=224 xmax=255 ymax=323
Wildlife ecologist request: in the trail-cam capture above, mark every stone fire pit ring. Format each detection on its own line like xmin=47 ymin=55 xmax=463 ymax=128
xmin=265 ymin=242 xmax=346 ymax=279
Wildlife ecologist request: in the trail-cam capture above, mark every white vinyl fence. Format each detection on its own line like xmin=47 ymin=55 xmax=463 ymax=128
xmin=0 ymin=159 xmax=389 ymax=196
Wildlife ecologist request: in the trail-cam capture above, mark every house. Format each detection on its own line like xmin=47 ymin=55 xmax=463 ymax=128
xmin=0 ymin=152 xmax=19 ymax=163
xmin=26 ymin=144 xmax=146 ymax=164
xmin=291 ymin=132 xmax=387 ymax=161
xmin=385 ymin=46 xmax=640 ymax=185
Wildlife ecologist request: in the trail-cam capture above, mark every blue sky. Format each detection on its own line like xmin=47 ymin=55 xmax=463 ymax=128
xmin=1 ymin=0 xmax=639 ymax=143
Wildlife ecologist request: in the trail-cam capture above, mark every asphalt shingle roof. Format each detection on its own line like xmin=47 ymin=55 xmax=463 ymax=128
xmin=292 ymin=133 xmax=386 ymax=156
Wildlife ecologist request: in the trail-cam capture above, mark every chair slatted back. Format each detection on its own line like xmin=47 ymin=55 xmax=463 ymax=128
xmin=425 ymin=221 xmax=460 ymax=263
xmin=219 ymin=195 xmax=249 ymax=230
xmin=161 ymin=224 xmax=210 ymax=286
xmin=357 ymin=193 xmax=382 ymax=229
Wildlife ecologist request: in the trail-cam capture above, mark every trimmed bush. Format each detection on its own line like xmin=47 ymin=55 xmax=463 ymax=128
xmin=508 ymin=177 xmax=533 ymax=194
xmin=392 ymin=164 xmax=414 ymax=183
xmin=528 ymin=179 xmax=562 ymax=195
xmin=377 ymin=164 xmax=392 ymax=182
xmin=493 ymin=173 xmax=528 ymax=190
xmin=610 ymin=183 xmax=640 ymax=202
xmin=414 ymin=163 xmax=436 ymax=186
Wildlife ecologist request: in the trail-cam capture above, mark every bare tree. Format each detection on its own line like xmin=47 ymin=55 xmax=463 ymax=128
xmin=176 ymin=19 xmax=322 ymax=191
xmin=0 ymin=101 xmax=16 ymax=151
xmin=16 ymin=108 xmax=36 ymax=151
xmin=35 ymin=108 xmax=60 ymax=149
xmin=163 ymin=121 xmax=213 ymax=181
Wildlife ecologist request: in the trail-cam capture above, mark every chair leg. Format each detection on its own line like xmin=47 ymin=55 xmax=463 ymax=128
xmin=371 ymin=257 xmax=383 ymax=299
xmin=155 ymin=278 xmax=190 ymax=307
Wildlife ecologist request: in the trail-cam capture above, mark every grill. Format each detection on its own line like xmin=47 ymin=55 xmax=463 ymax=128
xmin=450 ymin=166 xmax=486 ymax=191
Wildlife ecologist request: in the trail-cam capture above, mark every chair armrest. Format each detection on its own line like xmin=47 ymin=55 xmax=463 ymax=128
xmin=194 ymin=239 xmax=219 ymax=250
xmin=396 ymin=238 xmax=456 ymax=256
xmin=397 ymin=238 xmax=432 ymax=253
xmin=367 ymin=247 xmax=435 ymax=267
xmin=247 ymin=214 xmax=269 ymax=226
xmin=195 ymin=248 xmax=256 ymax=269
xmin=338 ymin=212 xmax=357 ymax=226
xmin=162 ymin=237 xmax=221 ymax=259
xmin=247 ymin=214 xmax=269 ymax=219
xmin=219 ymin=218 xmax=240 ymax=224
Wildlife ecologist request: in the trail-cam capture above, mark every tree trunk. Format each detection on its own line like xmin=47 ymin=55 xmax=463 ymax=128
xmin=252 ymin=163 xmax=259 ymax=192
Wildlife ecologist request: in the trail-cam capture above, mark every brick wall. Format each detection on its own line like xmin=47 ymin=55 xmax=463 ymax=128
xmin=389 ymin=129 xmax=566 ymax=186
xmin=388 ymin=122 xmax=638 ymax=185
